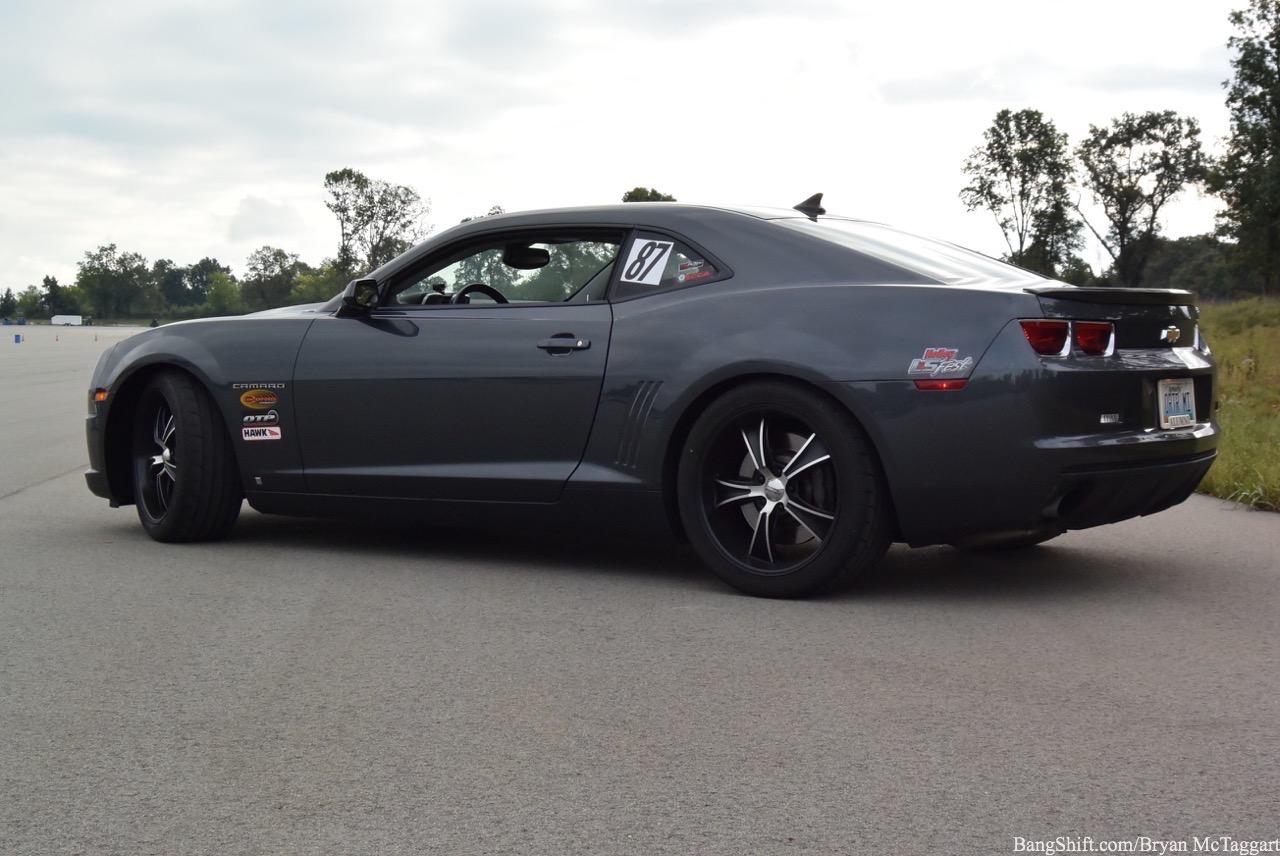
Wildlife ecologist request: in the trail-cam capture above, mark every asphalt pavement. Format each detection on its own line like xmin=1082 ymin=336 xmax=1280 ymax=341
xmin=1 ymin=325 xmax=1277 ymax=855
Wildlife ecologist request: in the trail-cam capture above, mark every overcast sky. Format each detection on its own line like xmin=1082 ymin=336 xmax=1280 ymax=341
xmin=0 ymin=0 xmax=1239 ymax=293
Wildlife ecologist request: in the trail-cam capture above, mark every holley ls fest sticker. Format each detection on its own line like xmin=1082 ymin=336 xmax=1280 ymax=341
xmin=908 ymin=347 xmax=973 ymax=376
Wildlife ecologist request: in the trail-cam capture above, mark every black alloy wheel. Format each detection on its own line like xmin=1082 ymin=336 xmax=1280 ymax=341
xmin=678 ymin=382 xmax=891 ymax=598
xmin=131 ymin=371 xmax=242 ymax=542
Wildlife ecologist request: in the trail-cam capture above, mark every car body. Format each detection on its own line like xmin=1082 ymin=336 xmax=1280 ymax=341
xmin=85 ymin=197 xmax=1219 ymax=596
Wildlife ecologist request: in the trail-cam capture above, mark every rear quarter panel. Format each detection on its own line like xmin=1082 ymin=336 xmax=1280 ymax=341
xmin=576 ymin=279 xmax=1041 ymax=523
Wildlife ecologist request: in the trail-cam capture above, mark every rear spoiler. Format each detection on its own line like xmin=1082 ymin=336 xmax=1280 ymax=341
xmin=1024 ymin=285 xmax=1197 ymax=306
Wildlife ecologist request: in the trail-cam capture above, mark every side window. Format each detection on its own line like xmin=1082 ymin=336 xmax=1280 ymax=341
xmin=613 ymin=232 xmax=724 ymax=299
xmin=390 ymin=234 xmax=621 ymax=306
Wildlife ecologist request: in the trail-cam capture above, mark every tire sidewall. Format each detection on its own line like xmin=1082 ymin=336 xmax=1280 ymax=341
xmin=677 ymin=382 xmax=888 ymax=597
xmin=131 ymin=371 xmax=239 ymax=542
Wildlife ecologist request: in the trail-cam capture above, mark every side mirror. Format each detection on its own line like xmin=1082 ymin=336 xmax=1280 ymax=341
xmin=339 ymin=278 xmax=379 ymax=316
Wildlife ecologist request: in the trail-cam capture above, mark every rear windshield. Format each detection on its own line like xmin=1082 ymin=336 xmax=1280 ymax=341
xmin=778 ymin=218 xmax=1047 ymax=286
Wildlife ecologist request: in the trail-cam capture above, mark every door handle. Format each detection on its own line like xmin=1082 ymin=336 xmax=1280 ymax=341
xmin=537 ymin=335 xmax=590 ymax=353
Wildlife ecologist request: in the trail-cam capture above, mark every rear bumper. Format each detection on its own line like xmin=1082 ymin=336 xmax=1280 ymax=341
xmin=1049 ymin=449 xmax=1216 ymax=530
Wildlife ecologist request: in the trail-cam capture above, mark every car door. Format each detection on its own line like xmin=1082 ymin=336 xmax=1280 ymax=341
xmin=291 ymin=231 xmax=619 ymax=503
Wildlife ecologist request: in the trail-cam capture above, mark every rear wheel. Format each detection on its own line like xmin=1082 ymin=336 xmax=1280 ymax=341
xmin=131 ymin=371 xmax=241 ymax=542
xmin=677 ymin=382 xmax=891 ymax=597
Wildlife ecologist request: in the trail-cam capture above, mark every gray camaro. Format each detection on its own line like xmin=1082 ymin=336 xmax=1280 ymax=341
xmin=85 ymin=197 xmax=1219 ymax=597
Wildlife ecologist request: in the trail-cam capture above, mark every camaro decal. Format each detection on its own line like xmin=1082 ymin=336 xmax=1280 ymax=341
xmin=242 ymin=426 xmax=282 ymax=441
xmin=240 ymin=389 xmax=279 ymax=409
xmin=908 ymin=347 xmax=974 ymax=376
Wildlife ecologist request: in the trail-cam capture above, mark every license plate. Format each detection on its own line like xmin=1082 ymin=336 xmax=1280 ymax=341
xmin=1158 ymin=378 xmax=1195 ymax=429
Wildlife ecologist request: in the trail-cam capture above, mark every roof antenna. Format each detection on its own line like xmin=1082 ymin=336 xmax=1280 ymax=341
xmin=793 ymin=193 xmax=825 ymax=217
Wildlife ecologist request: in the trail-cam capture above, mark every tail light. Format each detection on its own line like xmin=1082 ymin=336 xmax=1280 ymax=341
xmin=1020 ymin=320 xmax=1070 ymax=356
xmin=1074 ymin=321 xmax=1114 ymax=356
xmin=1020 ymin=320 xmax=1115 ymax=357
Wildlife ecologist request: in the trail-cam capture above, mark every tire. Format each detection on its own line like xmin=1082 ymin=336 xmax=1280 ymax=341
xmin=677 ymin=382 xmax=891 ymax=597
xmin=131 ymin=371 xmax=242 ymax=542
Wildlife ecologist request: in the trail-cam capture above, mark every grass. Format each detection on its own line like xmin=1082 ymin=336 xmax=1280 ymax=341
xmin=1197 ymin=297 xmax=1280 ymax=511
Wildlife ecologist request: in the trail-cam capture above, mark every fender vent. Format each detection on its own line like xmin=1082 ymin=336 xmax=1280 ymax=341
xmin=615 ymin=380 xmax=662 ymax=469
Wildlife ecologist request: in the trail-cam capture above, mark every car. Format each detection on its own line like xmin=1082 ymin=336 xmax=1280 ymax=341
xmin=84 ymin=195 xmax=1219 ymax=597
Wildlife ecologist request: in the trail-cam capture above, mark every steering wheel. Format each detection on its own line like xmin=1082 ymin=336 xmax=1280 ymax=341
xmin=451 ymin=282 xmax=508 ymax=304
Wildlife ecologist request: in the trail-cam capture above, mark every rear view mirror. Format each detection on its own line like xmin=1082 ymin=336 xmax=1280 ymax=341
xmin=503 ymin=245 xmax=551 ymax=270
xmin=339 ymin=278 xmax=379 ymax=315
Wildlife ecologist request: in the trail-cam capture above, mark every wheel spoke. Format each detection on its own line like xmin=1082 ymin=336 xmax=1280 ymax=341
xmin=713 ymin=477 xmax=764 ymax=509
xmin=784 ymin=497 xmax=833 ymax=543
xmin=154 ymin=470 xmax=169 ymax=511
xmin=153 ymin=409 xmax=174 ymax=449
xmin=747 ymin=500 xmax=779 ymax=563
xmin=781 ymin=432 xmax=831 ymax=479
xmin=754 ymin=417 xmax=771 ymax=475
xmin=143 ymin=400 xmax=179 ymax=517
xmin=739 ymin=419 xmax=765 ymax=474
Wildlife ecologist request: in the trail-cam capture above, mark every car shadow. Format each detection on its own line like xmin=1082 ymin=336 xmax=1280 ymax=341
xmin=227 ymin=510 xmax=711 ymax=589
xmin=222 ymin=512 xmax=1153 ymax=602
xmin=847 ymin=540 xmax=1159 ymax=602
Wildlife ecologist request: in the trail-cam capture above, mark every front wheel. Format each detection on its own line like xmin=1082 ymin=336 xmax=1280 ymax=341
xmin=131 ymin=371 xmax=242 ymax=542
xmin=677 ymin=382 xmax=891 ymax=597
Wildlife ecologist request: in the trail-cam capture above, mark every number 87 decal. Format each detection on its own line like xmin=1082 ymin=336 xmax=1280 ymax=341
xmin=621 ymin=239 xmax=674 ymax=285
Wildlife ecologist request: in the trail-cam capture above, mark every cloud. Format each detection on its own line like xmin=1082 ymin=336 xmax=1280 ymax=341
xmin=1075 ymin=47 xmax=1232 ymax=96
xmin=0 ymin=0 xmax=1237 ymax=293
xmin=228 ymin=196 xmax=306 ymax=243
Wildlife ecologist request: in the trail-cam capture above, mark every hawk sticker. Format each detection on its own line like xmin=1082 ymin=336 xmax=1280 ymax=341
xmin=242 ymin=426 xmax=282 ymax=441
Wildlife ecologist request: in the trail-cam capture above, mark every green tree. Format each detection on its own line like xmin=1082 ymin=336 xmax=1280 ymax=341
xmin=460 ymin=205 xmax=506 ymax=223
xmin=324 ymin=168 xmax=429 ymax=277
xmin=324 ymin=167 xmax=369 ymax=278
xmin=1076 ymin=111 xmax=1207 ymax=287
xmin=202 ymin=271 xmax=245 ymax=316
xmin=1207 ymin=0 xmax=1280 ymax=295
xmin=1143 ymin=234 xmax=1253 ymax=299
xmin=0 ymin=288 xmax=16 ymax=317
xmin=453 ymin=247 xmax=522 ymax=292
xmin=515 ymin=242 xmax=616 ymax=301
xmin=184 ymin=258 xmax=233 ymax=306
xmin=151 ymin=259 xmax=190 ymax=309
xmin=960 ymin=109 xmax=1083 ymax=276
xmin=17 ymin=286 xmax=43 ymax=318
xmin=40 ymin=275 xmax=83 ymax=316
xmin=241 ymin=246 xmax=303 ymax=311
xmin=75 ymin=244 xmax=150 ymax=318
xmin=622 ymin=187 xmax=676 ymax=202
xmin=291 ymin=260 xmax=348 ymax=304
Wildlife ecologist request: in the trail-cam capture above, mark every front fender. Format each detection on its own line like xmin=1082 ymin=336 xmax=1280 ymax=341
xmin=87 ymin=317 xmax=317 ymax=505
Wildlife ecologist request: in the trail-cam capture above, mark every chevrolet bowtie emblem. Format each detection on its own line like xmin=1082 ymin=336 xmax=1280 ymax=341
xmin=1160 ymin=326 xmax=1181 ymax=345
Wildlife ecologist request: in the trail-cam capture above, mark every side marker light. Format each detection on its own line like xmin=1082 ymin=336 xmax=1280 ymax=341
xmin=913 ymin=378 xmax=968 ymax=391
